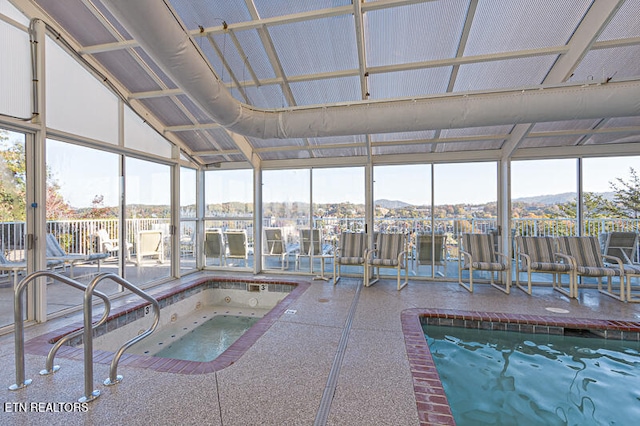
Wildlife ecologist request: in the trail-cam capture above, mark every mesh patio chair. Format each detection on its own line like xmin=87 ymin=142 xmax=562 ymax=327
xmin=204 ymin=229 xmax=226 ymax=266
xmin=333 ymin=232 xmax=368 ymax=285
xmin=224 ymin=229 xmax=249 ymax=267
xmin=514 ymin=236 xmax=574 ymax=296
xmin=1 ymin=251 xmax=63 ymax=288
xmin=94 ymin=229 xmax=132 ymax=261
xmin=458 ymin=233 xmax=510 ymax=293
xmin=45 ymin=233 xmax=108 ymax=277
xmin=135 ymin=230 xmax=164 ymax=265
xmin=263 ymin=228 xmax=289 ymax=270
xmin=365 ymin=232 xmax=409 ymax=290
xmin=556 ymin=236 xmax=625 ymax=301
xmin=599 ymin=231 xmax=640 ymax=303
xmin=415 ymin=233 xmax=447 ymax=277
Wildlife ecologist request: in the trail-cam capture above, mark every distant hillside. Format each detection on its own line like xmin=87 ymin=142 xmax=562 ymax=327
xmin=375 ymin=199 xmax=412 ymax=209
xmin=513 ymin=191 xmax=615 ymax=205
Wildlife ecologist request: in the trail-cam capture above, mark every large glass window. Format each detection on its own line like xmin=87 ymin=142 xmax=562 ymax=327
xmin=511 ymin=159 xmax=577 ymax=237
xmin=312 ymin=167 xmax=365 ymax=277
xmin=0 ymin=129 xmax=26 ymax=327
xmin=262 ymin=169 xmax=311 ymax=269
xmin=204 ymin=169 xmax=253 ymax=269
xmin=180 ymin=167 xmax=197 ymax=272
xmin=374 ymin=164 xmax=435 ymax=278
xmin=583 ymin=156 xmax=640 ymax=234
xmin=434 ymin=162 xmax=497 ymax=279
xmin=45 ymin=139 xmax=120 ymax=315
xmin=125 ymin=157 xmax=171 ymax=285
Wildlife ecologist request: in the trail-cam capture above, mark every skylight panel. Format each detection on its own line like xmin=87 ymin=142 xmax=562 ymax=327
xmin=307 ymin=135 xmax=366 ymax=146
xmin=519 ymin=136 xmax=582 ymax=148
xmin=176 ymin=95 xmax=215 ymax=123
xmin=531 ymin=119 xmax=601 ymax=133
xmin=268 ymin=14 xmax=357 ymax=75
xmin=169 ymin=0 xmax=251 ymax=30
xmin=233 ymin=29 xmax=276 ymax=80
xmin=240 ymin=83 xmax=287 ymax=109
xmin=248 ymin=136 xmax=307 ymax=150
xmin=205 ymin=128 xmax=238 ymax=150
xmin=365 ymin=0 xmax=468 ymax=67
xmin=372 ymin=145 xmax=431 ymax=156
xmin=289 ymin=76 xmax=361 ymax=106
xmin=597 ymin=0 xmax=640 ymax=41
xmin=453 ymin=55 xmax=557 ymax=92
xmin=464 ymin=0 xmax=592 ymax=55
xmin=370 ymin=131 xmax=437 ymax=143
xmin=571 ymin=46 xmax=640 ymax=84
xmin=441 ymin=125 xmax=514 ymax=138
xmin=437 ymin=140 xmax=504 ymax=152
xmin=34 ymin=0 xmax=119 ymax=46
xmin=139 ymin=98 xmax=191 ymax=127
xmin=254 ymin=0 xmax=351 ymax=19
xmin=134 ymin=48 xmax=178 ymax=90
xmin=94 ymin=50 xmax=164 ymax=93
xmin=368 ymin=67 xmax=452 ymax=100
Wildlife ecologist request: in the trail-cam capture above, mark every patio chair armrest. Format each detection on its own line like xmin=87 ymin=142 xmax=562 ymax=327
xmin=459 ymin=249 xmax=472 ymax=264
xmin=365 ymin=248 xmax=378 ymax=261
xmin=553 ymin=252 xmax=575 ymax=267
xmin=602 ymin=254 xmax=625 ymax=272
xmin=495 ymin=251 xmax=509 ymax=262
xmin=516 ymin=251 xmax=531 ymax=268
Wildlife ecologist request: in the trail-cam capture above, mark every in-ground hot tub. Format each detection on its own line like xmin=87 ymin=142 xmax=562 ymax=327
xmin=28 ymin=276 xmax=310 ymax=374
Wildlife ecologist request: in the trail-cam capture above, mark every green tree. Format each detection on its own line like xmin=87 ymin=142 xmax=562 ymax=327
xmin=556 ymin=192 xmax=619 ymax=219
xmin=610 ymin=167 xmax=640 ymax=219
xmin=0 ymin=133 xmax=26 ymax=221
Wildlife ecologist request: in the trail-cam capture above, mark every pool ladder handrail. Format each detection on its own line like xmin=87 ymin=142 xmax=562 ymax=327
xmin=9 ymin=270 xmax=111 ymax=400
xmin=85 ymin=272 xmax=160 ymax=391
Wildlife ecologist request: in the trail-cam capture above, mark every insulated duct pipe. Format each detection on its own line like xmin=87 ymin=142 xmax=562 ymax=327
xmin=103 ymin=0 xmax=640 ymax=139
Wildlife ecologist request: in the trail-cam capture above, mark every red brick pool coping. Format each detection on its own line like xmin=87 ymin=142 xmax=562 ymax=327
xmin=401 ymin=308 xmax=640 ymax=426
xmin=24 ymin=275 xmax=311 ymax=375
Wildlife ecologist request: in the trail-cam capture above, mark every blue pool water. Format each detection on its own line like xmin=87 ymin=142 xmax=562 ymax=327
xmin=154 ymin=315 xmax=259 ymax=362
xmin=423 ymin=325 xmax=640 ymax=426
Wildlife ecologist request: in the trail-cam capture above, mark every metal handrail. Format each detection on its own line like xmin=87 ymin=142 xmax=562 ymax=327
xmin=84 ymin=273 xmax=160 ymax=396
xmin=9 ymin=271 xmax=111 ymax=393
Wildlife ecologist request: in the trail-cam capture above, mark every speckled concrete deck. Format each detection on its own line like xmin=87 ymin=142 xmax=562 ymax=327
xmin=1 ymin=272 xmax=639 ymax=426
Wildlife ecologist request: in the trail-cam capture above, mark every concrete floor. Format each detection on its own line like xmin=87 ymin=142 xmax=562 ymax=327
xmin=1 ymin=272 xmax=639 ymax=426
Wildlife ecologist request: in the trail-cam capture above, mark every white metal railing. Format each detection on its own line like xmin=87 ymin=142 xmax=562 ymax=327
xmin=2 ymin=217 xmax=639 ymax=263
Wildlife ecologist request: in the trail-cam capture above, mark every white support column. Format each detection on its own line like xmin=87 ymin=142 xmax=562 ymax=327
xmin=30 ymin=18 xmax=48 ymax=322
xmin=253 ymin=166 xmax=263 ymax=273
xmin=170 ymin=145 xmax=180 ymax=278
xmin=577 ymin=158 xmax=583 ymax=236
xmin=196 ymin=167 xmax=205 ymax=270
xmin=498 ymin=158 xmax=512 ymax=291
xmin=365 ymin=163 xmax=374 ymax=247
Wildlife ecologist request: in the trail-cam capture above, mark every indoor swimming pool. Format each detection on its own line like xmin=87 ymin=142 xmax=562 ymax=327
xmin=422 ymin=324 xmax=640 ymax=425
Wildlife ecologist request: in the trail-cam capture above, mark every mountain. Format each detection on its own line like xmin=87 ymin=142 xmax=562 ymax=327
xmin=512 ymin=191 xmax=615 ymax=205
xmin=375 ymin=199 xmax=412 ymax=209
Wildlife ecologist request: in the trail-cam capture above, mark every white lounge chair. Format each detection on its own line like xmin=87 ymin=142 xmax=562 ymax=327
xmin=45 ymin=233 xmax=108 ymax=277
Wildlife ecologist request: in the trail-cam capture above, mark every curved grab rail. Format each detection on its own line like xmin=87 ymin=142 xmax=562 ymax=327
xmin=84 ymin=273 xmax=160 ymax=393
xmin=9 ymin=271 xmax=111 ymax=392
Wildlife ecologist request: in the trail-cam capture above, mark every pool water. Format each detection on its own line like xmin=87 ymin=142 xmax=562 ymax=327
xmin=153 ymin=315 xmax=260 ymax=362
xmin=423 ymin=325 xmax=640 ymax=426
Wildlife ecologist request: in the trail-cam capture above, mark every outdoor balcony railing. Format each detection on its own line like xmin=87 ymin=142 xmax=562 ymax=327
xmin=1 ymin=216 xmax=639 ymax=264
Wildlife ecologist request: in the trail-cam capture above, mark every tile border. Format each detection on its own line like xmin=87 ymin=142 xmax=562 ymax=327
xmin=401 ymin=308 xmax=640 ymax=426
